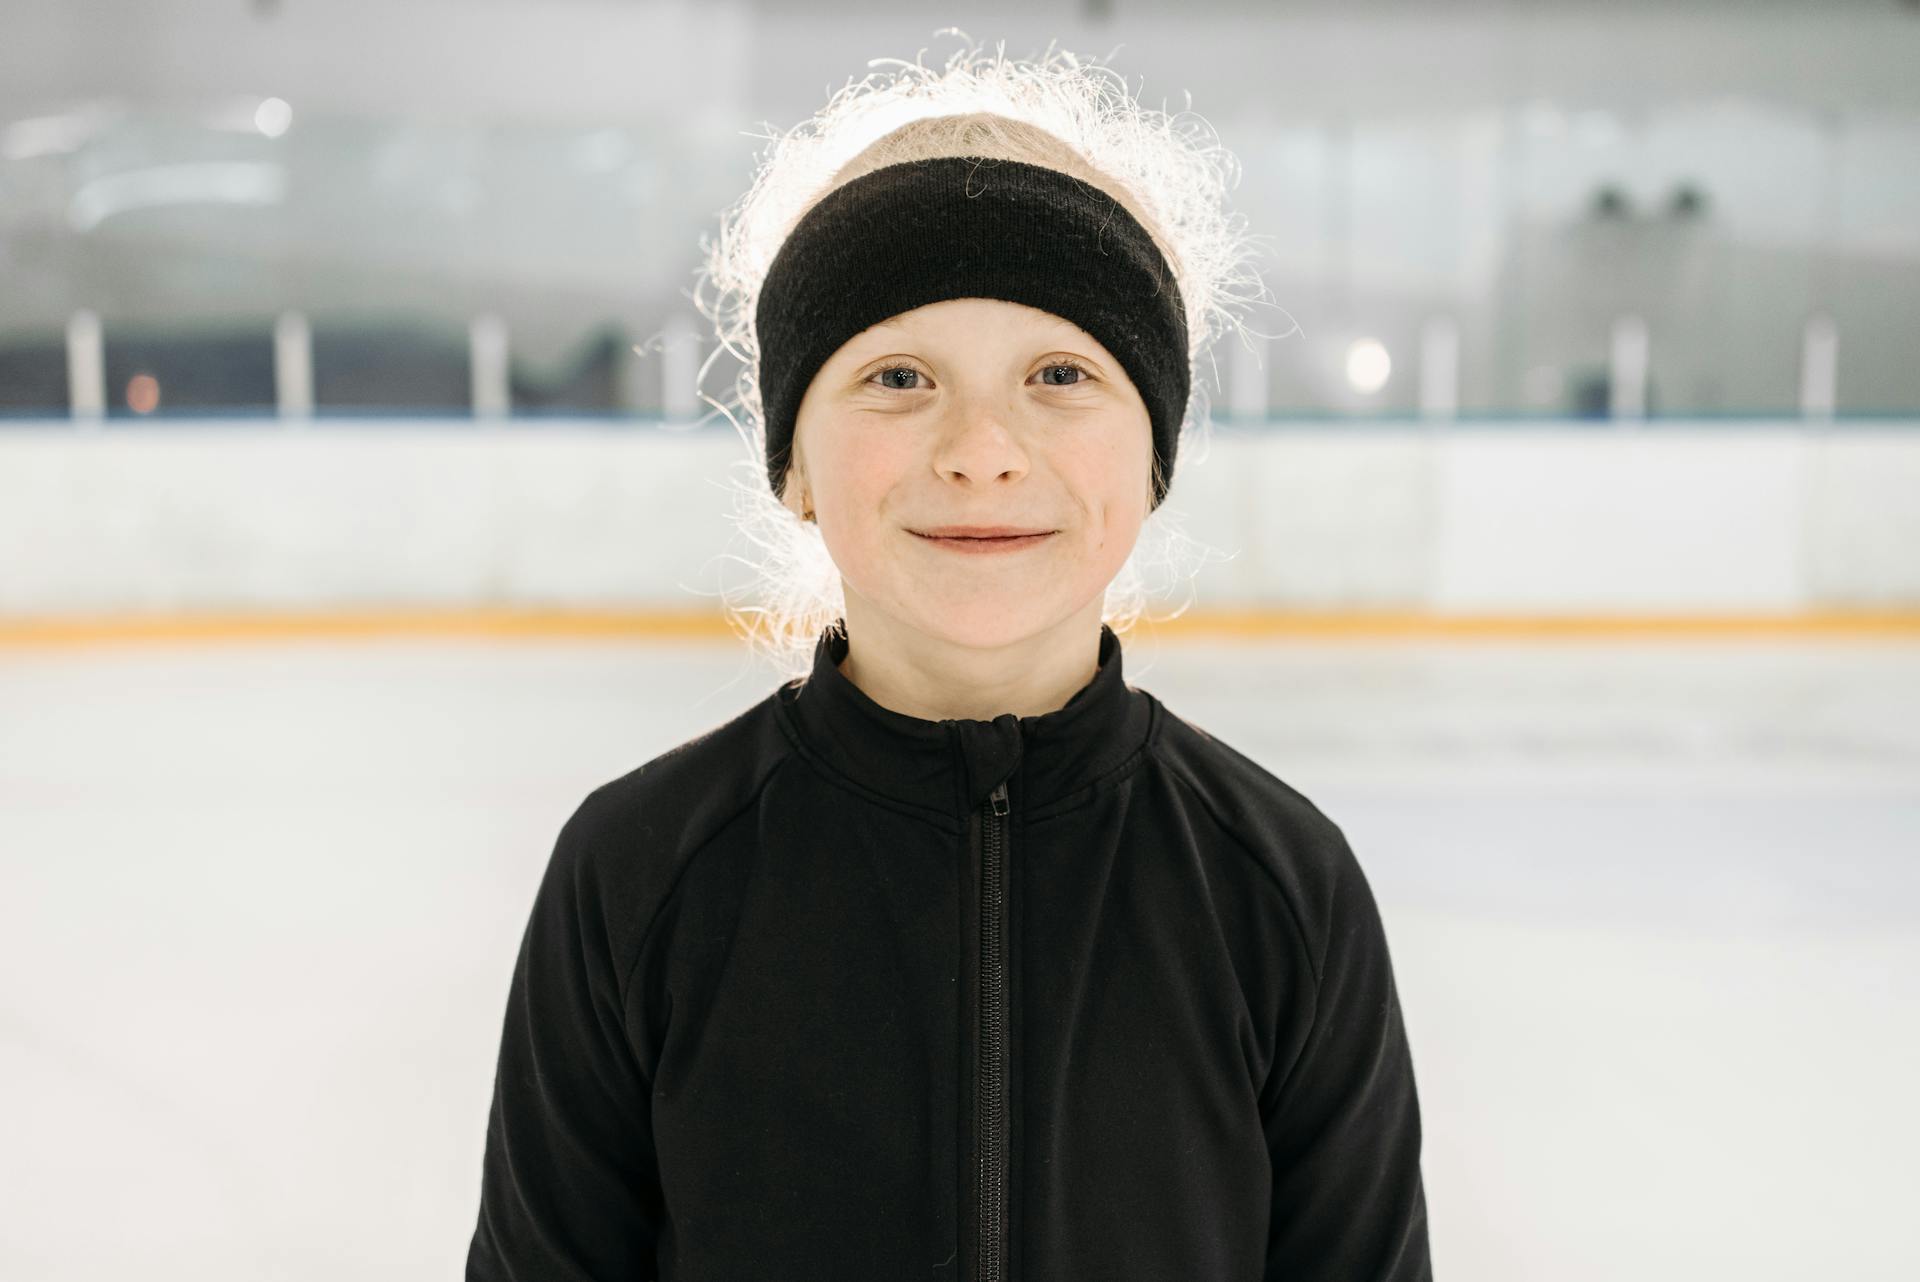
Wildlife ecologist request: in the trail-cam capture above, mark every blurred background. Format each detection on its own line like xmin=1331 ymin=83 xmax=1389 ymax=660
xmin=2 ymin=2 xmax=1917 ymax=1279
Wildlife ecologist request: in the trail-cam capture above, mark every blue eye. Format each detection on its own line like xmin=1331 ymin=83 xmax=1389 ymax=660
xmin=869 ymin=365 xmax=924 ymax=390
xmin=865 ymin=359 xmax=1093 ymax=391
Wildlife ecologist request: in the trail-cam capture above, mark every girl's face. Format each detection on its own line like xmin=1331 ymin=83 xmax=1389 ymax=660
xmin=785 ymin=296 xmax=1154 ymax=651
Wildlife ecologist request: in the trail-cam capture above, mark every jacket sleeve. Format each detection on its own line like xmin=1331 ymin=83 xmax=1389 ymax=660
xmin=467 ymin=795 xmax=666 ymax=1281
xmin=1262 ymin=835 xmax=1432 ymax=1281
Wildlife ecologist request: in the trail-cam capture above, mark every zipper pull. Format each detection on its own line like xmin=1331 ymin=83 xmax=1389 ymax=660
xmin=989 ymin=780 xmax=1009 ymax=816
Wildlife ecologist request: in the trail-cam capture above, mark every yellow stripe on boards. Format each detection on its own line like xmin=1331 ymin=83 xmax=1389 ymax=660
xmin=1116 ymin=610 xmax=1920 ymax=640
xmin=2 ymin=608 xmax=1919 ymax=650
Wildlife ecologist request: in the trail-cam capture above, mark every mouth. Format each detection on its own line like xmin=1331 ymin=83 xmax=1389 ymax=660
xmin=910 ymin=525 xmax=1057 ymax=539
xmin=909 ymin=527 xmax=1058 ymax=553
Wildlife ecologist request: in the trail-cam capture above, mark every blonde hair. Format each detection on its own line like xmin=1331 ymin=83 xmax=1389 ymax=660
xmin=690 ymin=34 xmax=1272 ymax=678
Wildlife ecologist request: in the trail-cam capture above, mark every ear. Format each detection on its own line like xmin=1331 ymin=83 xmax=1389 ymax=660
xmin=781 ymin=459 xmax=812 ymax=522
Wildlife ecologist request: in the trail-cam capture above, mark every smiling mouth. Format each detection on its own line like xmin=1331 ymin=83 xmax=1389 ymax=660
xmin=909 ymin=524 xmax=1059 ymax=539
xmin=910 ymin=532 xmax=1056 ymax=558
xmin=911 ymin=532 xmax=1053 ymax=540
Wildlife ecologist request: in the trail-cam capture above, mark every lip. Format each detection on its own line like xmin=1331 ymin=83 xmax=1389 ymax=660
xmin=910 ymin=527 xmax=1057 ymax=554
xmin=912 ymin=525 xmax=1056 ymax=539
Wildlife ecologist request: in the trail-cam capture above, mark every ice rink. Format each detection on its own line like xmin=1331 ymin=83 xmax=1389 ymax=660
xmin=3 ymin=631 xmax=1917 ymax=1279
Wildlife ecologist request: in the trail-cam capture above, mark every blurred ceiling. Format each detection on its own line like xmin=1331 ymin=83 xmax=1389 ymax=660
xmin=4 ymin=0 xmax=1920 ymax=126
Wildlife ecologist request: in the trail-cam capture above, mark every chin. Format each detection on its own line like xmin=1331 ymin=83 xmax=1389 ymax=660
xmin=904 ymin=598 xmax=1080 ymax=652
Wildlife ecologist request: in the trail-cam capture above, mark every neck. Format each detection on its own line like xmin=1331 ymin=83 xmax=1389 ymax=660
xmin=836 ymin=596 xmax=1106 ymax=723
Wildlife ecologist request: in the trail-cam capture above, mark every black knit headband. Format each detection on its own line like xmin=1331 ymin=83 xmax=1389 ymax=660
xmin=753 ymin=154 xmax=1190 ymax=511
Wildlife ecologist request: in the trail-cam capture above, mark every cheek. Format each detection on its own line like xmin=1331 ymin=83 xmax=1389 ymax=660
xmin=823 ymin=425 xmax=912 ymax=508
xmin=811 ymin=421 xmax=915 ymax=566
xmin=1075 ymin=424 xmax=1153 ymax=521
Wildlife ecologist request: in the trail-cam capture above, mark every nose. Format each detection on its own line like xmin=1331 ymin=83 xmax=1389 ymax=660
xmin=930 ymin=398 xmax=1030 ymax=488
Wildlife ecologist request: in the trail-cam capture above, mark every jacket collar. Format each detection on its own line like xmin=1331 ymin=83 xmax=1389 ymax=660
xmin=776 ymin=618 xmax=1152 ymax=821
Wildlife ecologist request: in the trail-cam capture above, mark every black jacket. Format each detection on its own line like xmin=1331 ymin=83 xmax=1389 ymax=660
xmin=467 ymin=621 xmax=1431 ymax=1281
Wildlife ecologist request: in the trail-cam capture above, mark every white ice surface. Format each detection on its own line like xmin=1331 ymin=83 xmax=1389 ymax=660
xmin=2 ymin=634 xmax=1916 ymax=1280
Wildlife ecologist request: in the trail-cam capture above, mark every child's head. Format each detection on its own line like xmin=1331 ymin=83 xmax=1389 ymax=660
xmin=694 ymin=39 xmax=1266 ymax=672
xmin=781 ymin=288 xmax=1158 ymax=659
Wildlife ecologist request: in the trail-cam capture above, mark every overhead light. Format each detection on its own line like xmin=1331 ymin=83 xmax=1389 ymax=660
xmin=2 ymin=104 xmax=119 ymax=160
xmin=1345 ymin=337 xmax=1391 ymax=395
xmin=255 ymin=97 xmax=293 ymax=138
xmin=67 ymin=162 xmax=288 ymax=232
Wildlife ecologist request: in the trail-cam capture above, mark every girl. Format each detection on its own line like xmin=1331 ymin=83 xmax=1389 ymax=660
xmin=468 ymin=41 xmax=1431 ymax=1282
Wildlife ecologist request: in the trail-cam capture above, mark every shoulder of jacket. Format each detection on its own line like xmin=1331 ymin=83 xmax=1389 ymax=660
xmin=547 ymin=694 xmax=792 ymax=957
xmin=1148 ymin=699 xmax=1367 ymax=981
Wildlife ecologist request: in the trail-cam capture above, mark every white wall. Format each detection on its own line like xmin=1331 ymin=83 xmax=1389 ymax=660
xmin=2 ymin=419 xmax=1914 ymax=616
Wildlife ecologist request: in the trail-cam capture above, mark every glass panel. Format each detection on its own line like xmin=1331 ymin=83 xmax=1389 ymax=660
xmin=1 ymin=77 xmax=1915 ymax=421
xmin=100 ymin=321 xmax=275 ymax=417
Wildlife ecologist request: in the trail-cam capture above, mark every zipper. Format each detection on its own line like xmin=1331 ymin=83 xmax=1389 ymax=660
xmin=977 ymin=778 xmax=1011 ymax=1282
